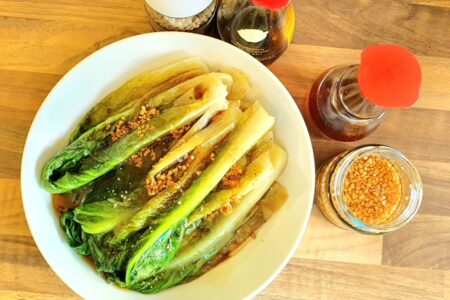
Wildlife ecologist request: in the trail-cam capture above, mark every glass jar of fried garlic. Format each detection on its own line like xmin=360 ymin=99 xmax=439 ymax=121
xmin=316 ymin=145 xmax=423 ymax=234
xmin=144 ymin=0 xmax=217 ymax=33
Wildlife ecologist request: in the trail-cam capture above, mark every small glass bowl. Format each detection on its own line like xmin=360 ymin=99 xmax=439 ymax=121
xmin=315 ymin=145 xmax=423 ymax=234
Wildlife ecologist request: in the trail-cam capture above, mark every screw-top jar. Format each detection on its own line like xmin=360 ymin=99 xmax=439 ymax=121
xmin=145 ymin=0 xmax=217 ymax=34
xmin=316 ymin=145 xmax=423 ymax=234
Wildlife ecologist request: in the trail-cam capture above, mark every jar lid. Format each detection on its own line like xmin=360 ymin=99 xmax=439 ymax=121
xmin=251 ymin=0 xmax=290 ymax=9
xmin=358 ymin=45 xmax=422 ymax=108
xmin=145 ymin=0 xmax=213 ymax=18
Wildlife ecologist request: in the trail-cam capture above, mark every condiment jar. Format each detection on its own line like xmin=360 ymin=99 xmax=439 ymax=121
xmin=217 ymin=0 xmax=295 ymax=64
xmin=316 ymin=145 xmax=423 ymax=234
xmin=308 ymin=45 xmax=422 ymax=141
xmin=144 ymin=0 xmax=217 ymax=34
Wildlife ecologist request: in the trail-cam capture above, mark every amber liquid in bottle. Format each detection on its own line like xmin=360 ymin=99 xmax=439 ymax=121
xmin=307 ymin=65 xmax=386 ymax=142
xmin=217 ymin=0 xmax=295 ymax=64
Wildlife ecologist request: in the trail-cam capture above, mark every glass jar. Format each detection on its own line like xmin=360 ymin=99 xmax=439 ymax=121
xmin=144 ymin=0 xmax=217 ymax=34
xmin=217 ymin=0 xmax=295 ymax=64
xmin=308 ymin=64 xmax=386 ymax=142
xmin=316 ymin=145 xmax=423 ymax=234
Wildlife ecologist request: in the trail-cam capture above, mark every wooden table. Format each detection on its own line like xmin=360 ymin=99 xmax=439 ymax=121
xmin=0 ymin=1 xmax=449 ymax=299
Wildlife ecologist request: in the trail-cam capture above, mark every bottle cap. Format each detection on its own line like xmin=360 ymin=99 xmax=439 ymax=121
xmin=145 ymin=0 xmax=213 ymax=18
xmin=251 ymin=0 xmax=290 ymax=9
xmin=358 ymin=45 xmax=422 ymax=108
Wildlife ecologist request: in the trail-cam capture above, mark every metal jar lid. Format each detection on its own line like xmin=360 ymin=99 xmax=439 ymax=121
xmin=145 ymin=0 xmax=214 ymax=18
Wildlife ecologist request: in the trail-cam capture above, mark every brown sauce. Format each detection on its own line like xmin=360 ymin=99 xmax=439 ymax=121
xmin=307 ymin=66 xmax=385 ymax=142
xmin=52 ymin=193 xmax=77 ymax=217
xmin=195 ymin=182 xmax=288 ymax=275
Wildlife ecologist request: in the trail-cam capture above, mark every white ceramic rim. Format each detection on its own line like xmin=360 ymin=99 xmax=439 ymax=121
xmin=21 ymin=32 xmax=315 ymax=299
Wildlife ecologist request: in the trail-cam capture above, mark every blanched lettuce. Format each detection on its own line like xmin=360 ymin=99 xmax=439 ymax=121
xmin=41 ymin=78 xmax=228 ymax=193
xmin=71 ymin=58 xmax=209 ymax=138
xmin=129 ymin=144 xmax=287 ymax=293
xmin=46 ymin=60 xmax=288 ymax=295
xmin=125 ymin=102 xmax=274 ymax=285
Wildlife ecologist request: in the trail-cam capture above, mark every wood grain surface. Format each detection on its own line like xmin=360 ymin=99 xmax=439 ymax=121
xmin=0 ymin=0 xmax=449 ymax=299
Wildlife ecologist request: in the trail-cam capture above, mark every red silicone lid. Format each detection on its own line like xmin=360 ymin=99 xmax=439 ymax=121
xmin=358 ymin=45 xmax=422 ymax=108
xmin=252 ymin=0 xmax=290 ymax=9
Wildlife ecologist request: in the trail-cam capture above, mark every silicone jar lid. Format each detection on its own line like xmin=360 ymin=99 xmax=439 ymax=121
xmin=358 ymin=45 xmax=422 ymax=108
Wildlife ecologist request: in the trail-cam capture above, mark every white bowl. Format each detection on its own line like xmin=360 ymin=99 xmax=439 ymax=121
xmin=21 ymin=32 xmax=315 ymax=300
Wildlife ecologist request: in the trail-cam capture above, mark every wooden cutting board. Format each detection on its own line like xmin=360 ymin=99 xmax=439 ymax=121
xmin=0 ymin=0 xmax=449 ymax=299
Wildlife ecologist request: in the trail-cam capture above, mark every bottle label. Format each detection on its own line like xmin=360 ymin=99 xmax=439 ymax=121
xmin=231 ymin=28 xmax=270 ymax=58
xmin=237 ymin=29 xmax=268 ymax=43
xmin=232 ymin=40 xmax=270 ymax=57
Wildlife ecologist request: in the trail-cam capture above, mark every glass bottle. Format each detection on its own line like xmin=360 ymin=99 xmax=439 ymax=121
xmin=307 ymin=64 xmax=386 ymax=142
xmin=308 ymin=45 xmax=422 ymax=142
xmin=315 ymin=145 xmax=423 ymax=234
xmin=217 ymin=0 xmax=295 ymax=64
